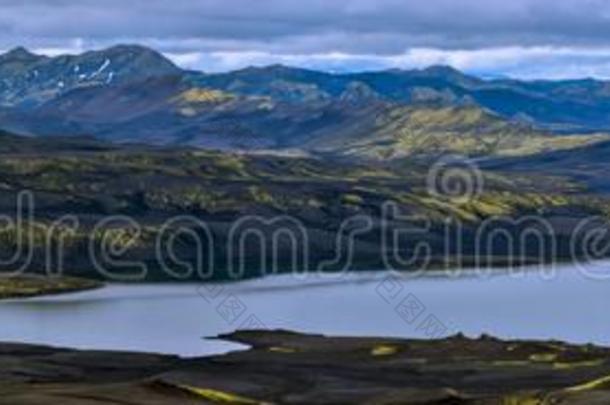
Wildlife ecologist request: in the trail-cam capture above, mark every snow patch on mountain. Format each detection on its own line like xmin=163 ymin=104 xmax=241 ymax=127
xmin=90 ymin=59 xmax=111 ymax=79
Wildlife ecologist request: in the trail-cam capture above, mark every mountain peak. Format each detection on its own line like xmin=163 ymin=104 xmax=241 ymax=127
xmin=100 ymin=44 xmax=166 ymax=57
xmin=0 ymin=44 xmax=183 ymax=108
xmin=1 ymin=46 xmax=40 ymax=62
xmin=237 ymin=64 xmax=322 ymax=76
xmin=83 ymin=44 xmax=181 ymax=74
xmin=418 ymin=64 xmax=482 ymax=86
xmin=422 ymin=65 xmax=462 ymax=75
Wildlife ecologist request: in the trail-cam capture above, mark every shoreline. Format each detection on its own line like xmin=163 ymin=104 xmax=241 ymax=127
xmin=0 ymin=330 xmax=609 ymax=404
xmin=0 ymin=257 xmax=600 ymax=302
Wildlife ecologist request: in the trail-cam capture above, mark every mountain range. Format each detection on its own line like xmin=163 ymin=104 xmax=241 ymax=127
xmin=2 ymin=44 xmax=610 ymax=159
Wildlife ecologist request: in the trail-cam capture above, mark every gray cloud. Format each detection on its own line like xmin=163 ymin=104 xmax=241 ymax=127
xmin=2 ymin=0 xmax=610 ymax=50
xmin=1 ymin=0 xmax=610 ymax=77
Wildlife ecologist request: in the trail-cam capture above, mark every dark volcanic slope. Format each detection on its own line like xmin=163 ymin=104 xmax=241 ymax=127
xmin=483 ymin=139 xmax=610 ymax=193
xmin=2 ymin=331 xmax=610 ymax=404
xmin=0 ymin=130 xmax=115 ymax=153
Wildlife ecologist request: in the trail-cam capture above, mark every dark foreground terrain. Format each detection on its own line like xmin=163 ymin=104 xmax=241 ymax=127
xmin=1 ymin=330 xmax=610 ymax=404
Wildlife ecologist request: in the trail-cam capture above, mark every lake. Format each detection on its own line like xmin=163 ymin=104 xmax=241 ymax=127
xmin=0 ymin=265 xmax=608 ymax=356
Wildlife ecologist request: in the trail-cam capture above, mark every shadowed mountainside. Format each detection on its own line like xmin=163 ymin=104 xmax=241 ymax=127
xmin=482 ymin=139 xmax=610 ymax=193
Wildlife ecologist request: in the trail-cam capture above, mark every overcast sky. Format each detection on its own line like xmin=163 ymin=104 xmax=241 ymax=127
xmin=2 ymin=0 xmax=610 ymax=78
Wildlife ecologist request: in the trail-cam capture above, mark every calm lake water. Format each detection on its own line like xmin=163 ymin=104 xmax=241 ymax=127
xmin=0 ymin=265 xmax=609 ymax=356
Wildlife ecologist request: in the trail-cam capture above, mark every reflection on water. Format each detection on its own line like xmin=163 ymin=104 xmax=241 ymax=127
xmin=0 ymin=266 xmax=608 ymax=357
